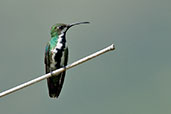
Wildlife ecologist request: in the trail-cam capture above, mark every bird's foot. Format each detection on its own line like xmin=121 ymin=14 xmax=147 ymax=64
xmin=50 ymin=69 xmax=54 ymax=77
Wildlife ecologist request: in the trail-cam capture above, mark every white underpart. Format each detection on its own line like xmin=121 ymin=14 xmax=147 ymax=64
xmin=56 ymin=33 xmax=64 ymax=49
xmin=50 ymin=33 xmax=66 ymax=69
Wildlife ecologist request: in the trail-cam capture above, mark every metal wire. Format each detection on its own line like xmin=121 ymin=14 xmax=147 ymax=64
xmin=0 ymin=44 xmax=115 ymax=98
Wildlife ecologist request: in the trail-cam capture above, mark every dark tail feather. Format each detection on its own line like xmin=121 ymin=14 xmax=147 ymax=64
xmin=47 ymin=72 xmax=66 ymax=98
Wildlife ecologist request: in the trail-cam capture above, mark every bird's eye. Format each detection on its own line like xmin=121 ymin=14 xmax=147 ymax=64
xmin=59 ymin=26 xmax=64 ymax=30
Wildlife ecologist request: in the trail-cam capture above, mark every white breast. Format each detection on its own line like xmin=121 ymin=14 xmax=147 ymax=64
xmin=50 ymin=33 xmax=66 ymax=69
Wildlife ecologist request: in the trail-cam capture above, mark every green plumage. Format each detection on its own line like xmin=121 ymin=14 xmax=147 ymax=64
xmin=49 ymin=35 xmax=58 ymax=50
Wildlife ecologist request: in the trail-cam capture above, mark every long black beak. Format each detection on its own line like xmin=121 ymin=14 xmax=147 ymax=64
xmin=68 ymin=22 xmax=90 ymax=29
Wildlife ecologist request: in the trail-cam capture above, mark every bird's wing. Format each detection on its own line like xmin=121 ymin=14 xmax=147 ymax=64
xmin=44 ymin=43 xmax=50 ymax=73
xmin=64 ymin=47 xmax=69 ymax=66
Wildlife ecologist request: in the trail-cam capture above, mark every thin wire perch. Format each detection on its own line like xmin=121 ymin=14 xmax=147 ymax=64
xmin=0 ymin=44 xmax=115 ymax=98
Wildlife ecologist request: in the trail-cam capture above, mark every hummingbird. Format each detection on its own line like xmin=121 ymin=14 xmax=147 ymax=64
xmin=44 ymin=22 xmax=89 ymax=98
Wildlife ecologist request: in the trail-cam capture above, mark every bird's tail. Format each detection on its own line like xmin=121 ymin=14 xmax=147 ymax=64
xmin=47 ymin=72 xmax=66 ymax=98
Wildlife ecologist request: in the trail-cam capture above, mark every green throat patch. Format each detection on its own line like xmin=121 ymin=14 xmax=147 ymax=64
xmin=50 ymin=35 xmax=58 ymax=50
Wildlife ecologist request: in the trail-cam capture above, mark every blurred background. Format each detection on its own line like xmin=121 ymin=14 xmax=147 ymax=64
xmin=0 ymin=0 xmax=171 ymax=114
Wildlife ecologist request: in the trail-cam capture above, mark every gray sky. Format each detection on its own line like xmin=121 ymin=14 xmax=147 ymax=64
xmin=0 ymin=0 xmax=171 ymax=114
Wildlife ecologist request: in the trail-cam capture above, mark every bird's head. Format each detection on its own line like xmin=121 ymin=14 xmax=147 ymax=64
xmin=50 ymin=22 xmax=90 ymax=37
